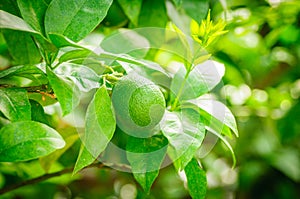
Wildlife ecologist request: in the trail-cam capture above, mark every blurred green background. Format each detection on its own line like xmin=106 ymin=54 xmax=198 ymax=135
xmin=0 ymin=0 xmax=300 ymax=198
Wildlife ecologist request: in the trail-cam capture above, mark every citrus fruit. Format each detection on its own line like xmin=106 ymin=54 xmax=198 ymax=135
xmin=112 ymin=73 xmax=165 ymax=135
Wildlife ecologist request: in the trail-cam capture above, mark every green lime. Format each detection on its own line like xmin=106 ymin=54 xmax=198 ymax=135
xmin=112 ymin=73 xmax=165 ymax=135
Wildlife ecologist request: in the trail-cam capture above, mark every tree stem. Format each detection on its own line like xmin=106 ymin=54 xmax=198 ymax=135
xmin=0 ymin=162 xmax=105 ymax=195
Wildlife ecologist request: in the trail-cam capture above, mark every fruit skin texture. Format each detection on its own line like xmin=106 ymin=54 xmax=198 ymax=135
xmin=112 ymin=73 xmax=165 ymax=136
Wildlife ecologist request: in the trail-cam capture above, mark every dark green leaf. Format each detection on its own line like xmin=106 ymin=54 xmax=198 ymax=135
xmin=2 ymin=30 xmax=41 ymax=65
xmin=59 ymin=49 xmax=94 ymax=63
xmin=138 ymin=0 xmax=168 ymax=28
xmin=0 ymin=65 xmax=48 ymax=86
xmin=126 ymin=135 xmax=168 ymax=193
xmin=171 ymin=60 xmax=225 ymax=101
xmin=161 ymin=109 xmax=205 ymax=171
xmin=0 ymin=65 xmax=43 ymax=78
xmin=45 ymin=0 xmax=113 ymax=42
xmin=30 ymin=99 xmax=49 ymax=125
xmin=182 ymin=0 xmax=209 ymax=22
xmin=17 ymin=0 xmax=49 ymax=34
xmin=0 ymin=88 xmax=31 ymax=121
xmin=184 ymin=158 xmax=207 ymax=199
xmin=0 ymin=10 xmax=38 ymax=33
xmin=0 ymin=121 xmax=65 ymax=162
xmin=47 ymin=33 xmax=83 ymax=48
xmin=117 ymin=0 xmax=142 ymax=26
xmin=0 ymin=0 xmax=21 ymax=16
xmin=74 ymin=86 xmax=116 ymax=173
xmin=46 ymin=67 xmax=80 ymax=116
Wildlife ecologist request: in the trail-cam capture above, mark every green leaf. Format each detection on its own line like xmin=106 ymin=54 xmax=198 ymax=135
xmin=74 ymin=86 xmax=116 ymax=173
xmin=138 ymin=0 xmax=168 ymax=28
xmin=55 ymin=63 xmax=101 ymax=92
xmin=117 ymin=0 xmax=142 ymax=26
xmin=119 ymin=61 xmax=171 ymax=88
xmin=0 ymin=65 xmax=48 ymax=86
xmin=59 ymin=49 xmax=94 ymax=63
xmin=0 ymin=10 xmax=38 ymax=33
xmin=205 ymin=126 xmax=236 ymax=168
xmin=161 ymin=109 xmax=205 ymax=171
xmin=188 ymin=99 xmax=238 ymax=137
xmin=171 ymin=60 xmax=225 ymax=101
xmin=2 ymin=30 xmax=42 ymax=65
xmin=0 ymin=88 xmax=31 ymax=121
xmin=30 ymin=100 xmax=50 ymax=125
xmin=47 ymin=33 xmax=83 ymax=48
xmin=46 ymin=67 xmax=80 ymax=116
xmin=73 ymin=144 xmax=94 ymax=174
xmin=181 ymin=101 xmax=237 ymax=167
xmin=45 ymin=0 xmax=113 ymax=42
xmin=100 ymin=29 xmax=150 ymax=59
xmin=0 ymin=0 xmax=21 ymax=16
xmin=126 ymin=135 xmax=168 ymax=193
xmin=0 ymin=121 xmax=65 ymax=162
xmin=184 ymin=158 xmax=207 ymax=199
xmin=0 ymin=65 xmax=44 ymax=79
xmin=17 ymin=0 xmax=49 ymax=34
xmin=182 ymin=0 xmax=209 ymax=22
xmin=40 ymin=127 xmax=79 ymax=172
xmin=172 ymin=0 xmax=182 ymax=7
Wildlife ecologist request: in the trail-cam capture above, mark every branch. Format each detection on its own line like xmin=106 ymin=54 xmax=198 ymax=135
xmin=0 ymin=162 xmax=105 ymax=195
xmin=0 ymin=84 xmax=56 ymax=99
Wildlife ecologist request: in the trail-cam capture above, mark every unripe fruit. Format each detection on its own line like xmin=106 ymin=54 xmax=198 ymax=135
xmin=112 ymin=73 xmax=165 ymax=136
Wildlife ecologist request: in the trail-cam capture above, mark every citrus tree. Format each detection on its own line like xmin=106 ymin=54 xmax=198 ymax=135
xmin=0 ymin=0 xmax=238 ymax=198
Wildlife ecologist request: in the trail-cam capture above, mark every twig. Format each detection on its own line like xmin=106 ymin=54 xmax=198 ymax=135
xmin=0 ymin=162 xmax=104 ymax=195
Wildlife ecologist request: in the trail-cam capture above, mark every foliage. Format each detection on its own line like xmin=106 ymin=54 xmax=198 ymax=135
xmin=1 ymin=0 xmax=299 ymax=198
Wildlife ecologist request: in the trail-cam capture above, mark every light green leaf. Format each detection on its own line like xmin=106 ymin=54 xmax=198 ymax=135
xmin=0 ymin=10 xmax=38 ymax=33
xmin=73 ymin=144 xmax=95 ymax=174
xmin=55 ymin=63 xmax=101 ymax=92
xmin=46 ymin=67 xmax=80 ymax=116
xmin=40 ymin=127 xmax=79 ymax=172
xmin=205 ymin=126 xmax=236 ymax=168
xmin=118 ymin=61 xmax=171 ymax=88
xmin=0 ymin=121 xmax=65 ymax=162
xmin=100 ymin=29 xmax=150 ymax=59
xmin=74 ymin=86 xmax=116 ymax=173
xmin=126 ymin=135 xmax=168 ymax=193
xmin=2 ymin=30 xmax=42 ymax=65
xmin=45 ymin=0 xmax=113 ymax=42
xmin=180 ymin=101 xmax=237 ymax=167
xmin=17 ymin=0 xmax=49 ymax=34
xmin=161 ymin=109 xmax=205 ymax=171
xmin=182 ymin=0 xmax=209 ymax=22
xmin=117 ymin=0 xmax=142 ymax=26
xmin=188 ymin=99 xmax=238 ymax=137
xmin=171 ymin=60 xmax=225 ymax=101
xmin=184 ymin=158 xmax=207 ymax=199
xmin=0 ymin=88 xmax=31 ymax=122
